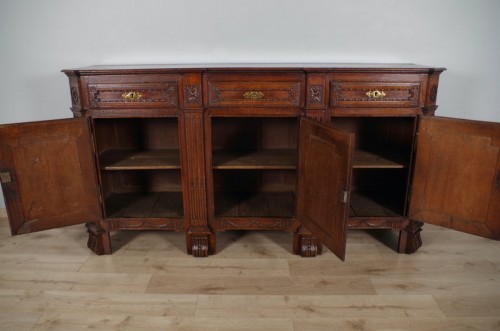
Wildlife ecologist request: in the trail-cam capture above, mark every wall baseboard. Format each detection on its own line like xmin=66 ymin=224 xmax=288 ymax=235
xmin=0 ymin=208 xmax=7 ymax=217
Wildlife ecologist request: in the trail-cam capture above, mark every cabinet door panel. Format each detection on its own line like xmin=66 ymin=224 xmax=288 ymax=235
xmin=410 ymin=116 xmax=500 ymax=239
xmin=296 ymin=117 xmax=354 ymax=260
xmin=0 ymin=118 xmax=102 ymax=235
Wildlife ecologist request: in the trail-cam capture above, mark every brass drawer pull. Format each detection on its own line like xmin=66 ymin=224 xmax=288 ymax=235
xmin=243 ymin=91 xmax=265 ymax=100
xmin=366 ymin=90 xmax=386 ymax=99
xmin=121 ymin=91 xmax=144 ymax=101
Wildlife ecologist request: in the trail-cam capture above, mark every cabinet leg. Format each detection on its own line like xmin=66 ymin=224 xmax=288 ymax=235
xmin=398 ymin=220 xmax=423 ymax=254
xmin=85 ymin=222 xmax=111 ymax=255
xmin=293 ymin=229 xmax=322 ymax=257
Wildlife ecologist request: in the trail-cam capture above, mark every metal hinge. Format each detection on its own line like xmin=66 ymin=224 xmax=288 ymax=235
xmin=0 ymin=172 xmax=12 ymax=184
xmin=339 ymin=190 xmax=348 ymax=204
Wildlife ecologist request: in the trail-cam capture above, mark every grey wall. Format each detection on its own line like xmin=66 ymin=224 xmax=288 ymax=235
xmin=0 ymin=0 xmax=499 ymax=208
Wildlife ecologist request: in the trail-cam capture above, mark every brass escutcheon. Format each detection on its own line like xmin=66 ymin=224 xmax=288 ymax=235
xmin=366 ymin=90 xmax=386 ymax=99
xmin=122 ymin=91 xmax=144 ymax=101
xmin=243 ymin=91 xmax=265 ymax=100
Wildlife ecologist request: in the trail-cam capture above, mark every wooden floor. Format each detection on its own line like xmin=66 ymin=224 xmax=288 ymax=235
xmin=0 ymin=215 xmax=499 ymax=330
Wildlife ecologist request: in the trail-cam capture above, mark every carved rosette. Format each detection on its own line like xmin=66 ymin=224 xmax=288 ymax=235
xmin=185 ymin=85 xmax=201 ymax=104
xmin=309 ymin=85 xmax=324 ymax=104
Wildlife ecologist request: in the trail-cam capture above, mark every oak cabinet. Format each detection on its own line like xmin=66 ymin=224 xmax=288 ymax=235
xmin=0 ymin=64 xmax=498 ymax=260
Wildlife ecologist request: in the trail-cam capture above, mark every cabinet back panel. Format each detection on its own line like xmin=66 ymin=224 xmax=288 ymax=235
xmin=101 ymin=170 xmax=182 ymax=196
xmin=94 ymin=118 xmax=179 ymax=153
xmin=213 ymin=170 xmax=296 ymax=193
xmin=330 ymin=117 xmax=415 ymax=163
xmin=211 ymin=118 xmax=297 ymax=151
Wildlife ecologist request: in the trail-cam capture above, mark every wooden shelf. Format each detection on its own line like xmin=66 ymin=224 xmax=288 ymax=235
xmin=353 ymin=149 xmax=407 ymax=169
xmin=212 ymin=149 xmax=297 ymax=170
xmin=215 ymin=192 xmax=295 ymax=218
xmin=105 ymin=192 xmax=183 ymax=218
xmin=100 ymin=150 xmax=180 ymax=170
xmin=349 ymin=191 xmax=403 ymax=217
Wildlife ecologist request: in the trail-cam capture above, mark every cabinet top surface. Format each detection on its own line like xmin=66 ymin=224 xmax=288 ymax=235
xmin=63 ymin=63 xmax=445 ymax=74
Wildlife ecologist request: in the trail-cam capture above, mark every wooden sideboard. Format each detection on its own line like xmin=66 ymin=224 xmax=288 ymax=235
xmin=0 ymin=64 xmax=499 ymax=260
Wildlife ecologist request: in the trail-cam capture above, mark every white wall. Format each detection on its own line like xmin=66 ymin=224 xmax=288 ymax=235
xmin=0 ymin=0 xmax=499 ymax=208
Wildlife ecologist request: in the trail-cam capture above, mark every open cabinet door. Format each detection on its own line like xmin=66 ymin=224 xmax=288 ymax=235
xmin=410 ymin=116 xmax=500 ymax=240
xmin=0 ymin=118 xmax=102 ymax=235
xmin=296 ymin=117 xmax=354 ymax=260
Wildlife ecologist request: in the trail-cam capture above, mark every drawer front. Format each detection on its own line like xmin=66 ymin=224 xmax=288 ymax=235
xmin=88 ymin=82 xmax=179 ymax=109
xmin=207 ymin=77 xmax=303 ymax=107
xmin=331 ymin=82 xmax=420 ymax=108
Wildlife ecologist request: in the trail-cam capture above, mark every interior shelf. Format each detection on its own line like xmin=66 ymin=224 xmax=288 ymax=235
xmin=348 ymin=191 xmax=402 ymax=217
xmin=212 ymin=149 xmax=297 ymax=170
xmin=353 ymin=149 xmax=407 ymax=169
xmin=100 ymin=149 xmax=181 ymax=170
xmin=215 ymin=191 xmax=295 ymax=218
xmin=105 ymin=192 xmax=183 ymax=218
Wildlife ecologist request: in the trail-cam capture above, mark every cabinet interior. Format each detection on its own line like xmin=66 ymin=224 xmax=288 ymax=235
xmin=331 ymin=117 xmax=416 ymax=217
xmin=93 ymin=118 xmax=183 ymax=218
xmin=211 ymin=117 xmax=297 ymax=218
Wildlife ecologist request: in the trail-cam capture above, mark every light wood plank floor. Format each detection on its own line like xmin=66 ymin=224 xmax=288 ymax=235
xmin=0 ymin=216 xmax=499 ymax=331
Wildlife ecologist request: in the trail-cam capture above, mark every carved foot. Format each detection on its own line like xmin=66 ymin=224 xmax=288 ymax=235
xmin=297 ymin=235 xmax=322 ymax=257
xmin=86 ymin=223 xmax=111 ymax=255
xmin=191 ymin=235 xmax=209 ymax=257
xmin=398 ymin=220 xmax=423 ymax=254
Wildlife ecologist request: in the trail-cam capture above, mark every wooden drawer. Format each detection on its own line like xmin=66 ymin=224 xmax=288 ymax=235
xmin=87 ymin=82 xmax=179 ymax=109
xmin=207 ymin=74 xmax=303 ymax=107
xmin=330 ymin=81 xmax=420 ymax=108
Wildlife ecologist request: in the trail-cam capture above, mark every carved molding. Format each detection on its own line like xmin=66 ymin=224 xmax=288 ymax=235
xmin=208 ymin=82 xmax=301 ymax=107
xmin=88 ymin=83 xmax=178 ymax=108
xmin=217 ymin=219 xmax=295 ymax=231
xmin=331 ymin=83 xmax=420 ymax=106
xmin=107 ymin=219 xmax=183 ymax=231
xmin=347 ymin=219 xmax=404 ymax=229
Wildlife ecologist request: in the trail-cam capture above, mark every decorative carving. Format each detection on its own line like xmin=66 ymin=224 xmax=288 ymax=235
xmin=217 ymin=219 xmax=295 ymax=231
xmin=402 ymin=221 xmax=423 ymax=254
xmin=208 ymin=82 xmax=301 ymax=107
xmin=347 ymin=218 xmax=404 ymax=229
xmin=184 ymin=113 xmax=208 ymax=228
xmin=70 ymin=86 xmax=80 ymax=106
xmin=332 ymin=83 xmax=420 ymax=106
xmin=88 ymin=83 xmax=178 ymax=107
xmin=185 ymin=85 xmax=201 ymax=104
xmin=309 ymin=85 xmax=324 ymax=104
xmin=107 ymin=219 xmax=183 ymax=231
xmin=86 ymin=223 xmax=111 ymax=255
xmin=299 ymin=235 xmax=318 ymax=257
xmin=192 ymin=236 xmax=209 ymax=257
xmin=429 ymin=84 xmax=438 ymax=102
